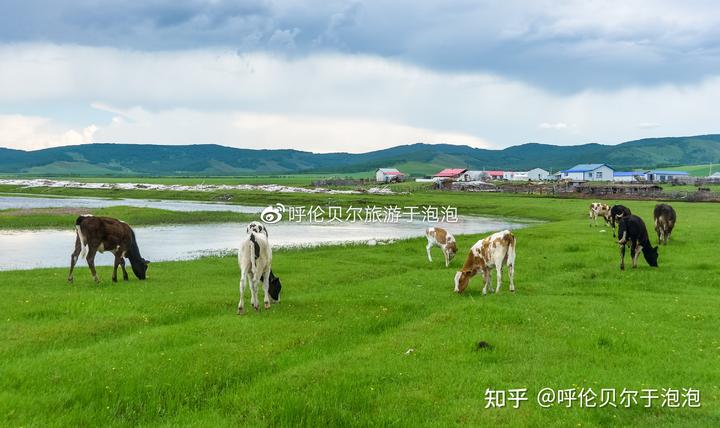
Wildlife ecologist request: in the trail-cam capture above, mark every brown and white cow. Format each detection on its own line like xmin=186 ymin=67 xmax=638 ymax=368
xmin=589 ymin=202 xmax=611 ymax=227
xmin=425 ymin=227 xmax=458 ymax=267
xmin=68 ymin=215 xmax=149 ymax=283
xmin=453 ymin=230 xmax=516 ymax=295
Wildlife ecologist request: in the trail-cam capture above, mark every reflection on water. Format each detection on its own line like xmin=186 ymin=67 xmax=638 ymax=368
xmin=0 ymin=217 xmax=528 ymax=271
xmin=0 ymin=195 xmax=262 ymax=213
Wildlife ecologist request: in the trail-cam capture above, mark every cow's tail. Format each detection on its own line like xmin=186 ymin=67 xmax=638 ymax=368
xmin=247 ymin=233 xmax=260 ymax=279
xmin=75 ymin=216 xmax=89 ymax=258
xmin=506 ymin=233 xmax=516 ymax=268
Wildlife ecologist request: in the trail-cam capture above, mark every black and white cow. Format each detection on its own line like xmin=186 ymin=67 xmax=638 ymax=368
xmin=653 ymin=204 xmax=676 ymax=245
xmin=617 ymin=215 xmax=658 ymax=270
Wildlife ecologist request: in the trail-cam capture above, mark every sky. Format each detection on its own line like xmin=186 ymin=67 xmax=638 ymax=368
xmin=1 ymin=0 xmax=720 ymax=153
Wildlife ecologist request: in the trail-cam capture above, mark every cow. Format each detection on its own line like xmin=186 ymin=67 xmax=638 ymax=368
xmin=608 ymin=205 xmax=632 ymax=237
xmin=589 ymin=202 xmax=611 ymax=227
xmin=617 ymin=215 xmax=658 ymax=270
xmin=453 ymin=230 xmax=516 ymax=295
xmin=654 ymin=204 xmax=676 ymax=245
xmin=244 ymin=221 xmax=281 ymax=302
xmin=68 ymin=215 xmax=149 ymax=284
xmin=425 ymin=227 xmax=458 ymax=267
xmin=238 ymin=231 xmax=274 ymax=313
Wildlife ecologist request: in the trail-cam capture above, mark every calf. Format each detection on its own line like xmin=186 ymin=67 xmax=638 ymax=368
xmin=653 ymin=204 xmax=676 ymax=245
xmin=454 ymin=230 xmax=516 ymax=295
xmin=245 ymin=222 xmax=281 ymax=302
xmin=238 ymin=231 xmax=274 ymax=313
xmin=425 ymin=227 xmax=458 ymax=267
xmin=68 ymin=215 xmax=149 ymax=283
xmin=589 ymin=202 xmax=611 ymax=227
xmin=609 ymin=205 xmax=632 ymax=237
xmin=617 ymin=215 xmax=658 ymax=270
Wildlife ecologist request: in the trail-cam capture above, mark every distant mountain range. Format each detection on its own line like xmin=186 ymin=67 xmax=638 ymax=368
xmin=1 ymin=134 xmax=719 ymax=176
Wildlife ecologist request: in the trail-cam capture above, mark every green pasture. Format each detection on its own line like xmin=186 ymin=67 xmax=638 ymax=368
xmin=1 ymin=191 xmax=719 ymax=426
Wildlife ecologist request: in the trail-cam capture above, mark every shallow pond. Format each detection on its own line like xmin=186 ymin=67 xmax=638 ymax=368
xmin=0 ymin=195 xmax=262 ymax=213
xmin=0 ymin=216 xmax=528 ymax=271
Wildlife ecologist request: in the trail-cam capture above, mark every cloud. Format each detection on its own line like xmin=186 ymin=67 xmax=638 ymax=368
xmin=539 ymin=122 xmax=570 ymax=130
xmin=0 ymin=115 xmax=97 ymax=150
xmin=1 ymin=44 xmax=720 ymax=151
xmin=1 ymin=1 xmax=720 ymax=90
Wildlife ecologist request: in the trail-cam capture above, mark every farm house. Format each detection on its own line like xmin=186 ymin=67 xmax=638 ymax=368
xmin=559 ymin=164 xmax=614 ymax=181
xmin=375 ymin=168 xmax=406 ymax=183
xmin=433 ymin=168 xmax=467 ymax=181
xmin=644 ymin=170 xmax=690 ymax=183
xmin=613 ymin=171 xmax=642 ymax=182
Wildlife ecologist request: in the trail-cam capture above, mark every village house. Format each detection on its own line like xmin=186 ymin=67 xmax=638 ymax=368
xmin=375 ymin=168 xmax=406 ymax=183
xmin=526 ymin=168 xmax=550 ymax=180
xmin=644 ymin=170 xmax=690 ymax=183
xmin=613 ymin=171 xmax=642 ymax=182
xmin=559 ymin=164 xmax=615 ymax=181
xmin=433 ymin=168 xmax=468 ymax=181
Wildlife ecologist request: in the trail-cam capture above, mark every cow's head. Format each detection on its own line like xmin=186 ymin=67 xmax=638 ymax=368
xmin=268 ymin=270 xmax=282 ymax=302
xmin=131 ymin=258 xmax=150 ymax=280
xmin=454 ymin=270 xmax=474 ymax=293
xmin=446 ymin=241 xmax=458 ymax=262
xmin=643 ymin=246 xmax=659 ymax=267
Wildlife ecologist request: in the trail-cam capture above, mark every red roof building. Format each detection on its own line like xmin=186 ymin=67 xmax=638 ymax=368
xmin=433 ymin=168 xmax=468 ymax=178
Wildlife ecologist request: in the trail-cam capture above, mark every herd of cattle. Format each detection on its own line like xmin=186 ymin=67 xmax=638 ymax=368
xmin=65 ymin=201 xmax=677 ymax=311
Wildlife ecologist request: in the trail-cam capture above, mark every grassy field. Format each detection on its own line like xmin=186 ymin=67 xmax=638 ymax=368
xmin=662 ymin=164 xmax=719 ymax=177
xmin=1 ymin=193 xmax=719 ymax=426
xmin=0 ymin=206 xmax=256 ymax=230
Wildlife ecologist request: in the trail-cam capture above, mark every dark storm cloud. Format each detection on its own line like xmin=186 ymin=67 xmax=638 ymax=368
xmin=2 ymin=0 xmax=720 ymax=91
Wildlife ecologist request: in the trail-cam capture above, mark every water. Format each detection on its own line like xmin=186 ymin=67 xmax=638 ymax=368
xmin=0 ymin=195 xmax=262 ymax=213
xmin=0 ymin=217 xmax=528 ymax=271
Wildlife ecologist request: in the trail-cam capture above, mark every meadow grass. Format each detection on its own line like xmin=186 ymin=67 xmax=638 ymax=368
xmin=1 ymin=195 xmax=719 ymax=426
xmin=0 ymin=206 xmax=256 ymax=230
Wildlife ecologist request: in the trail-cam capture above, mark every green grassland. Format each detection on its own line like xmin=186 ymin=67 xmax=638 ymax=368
xmin=662 ymin=164 xmax=719 ymax=177
xmin=1 ymin=193 xmax=719 ymax=426
xmin=0 ymin=206 xmax=256 ymax=230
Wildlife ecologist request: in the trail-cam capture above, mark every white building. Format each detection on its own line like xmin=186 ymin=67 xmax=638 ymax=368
xmin=644 ymin=170 xmax=690 ymax=183
xmin=459 ymin=170 xmax=486 ymax=181
xmin=559 ymin=164 xmax=615 ymax=181
xmin=511 ymin=171 xmax=529 ymax=180
xmin=613 ymin=171 xmax=642 ymax=182
xmin=375 ymin=168 xmax=406 ymax=183
xmin=526 ymin=168 xmax=550 ymax=180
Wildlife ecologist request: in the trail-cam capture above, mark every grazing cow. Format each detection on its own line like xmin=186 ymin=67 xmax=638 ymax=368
xmin=654 ymin=204 xmax=676 ymax=245
xmin=589 ymin=202 xmax=611 ymax=227
xmin=426 ymin=227 xmax=458 ymax=267
xmin=617 ymin=215 xmax=658 ymax=270
xmin=454 ymin=230 xmax=516 ymax=295
xmin=609 ymin=205 xmax=632 ymax=237
xmin=68 ymin=215 xmax=149 ymax=283
xmin=238 ymin=231 xmax=274 ymax=313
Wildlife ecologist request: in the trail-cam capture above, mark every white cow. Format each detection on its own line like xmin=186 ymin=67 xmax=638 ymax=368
xmin=238 ymin=232 xmax=273 ymax=313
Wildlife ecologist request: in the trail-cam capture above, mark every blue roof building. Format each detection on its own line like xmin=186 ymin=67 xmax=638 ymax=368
xmin=560 ymin=163 xmax=615 ymax=181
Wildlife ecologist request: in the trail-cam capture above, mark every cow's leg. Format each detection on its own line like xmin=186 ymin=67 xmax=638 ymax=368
xmin=262 ymin=268 xmax=271 ymax=310
xmin=619 ymin=243 xmax=626 ymax=270
xmin=86 ymin=247 xmax=100 ymax=283
xmin=237 ymin=271 xmax=247 ymax=314
xmin=250 ymin=277 xmax=259 ymax=311
xmin=495 ymin=264 xmax=503 ymax=294
xmin=112 ymin=253 xmax=120 ymax=283
xmin=665 ymin=229 xmax=671 ymax=244
xmin=632 ymin=242 xmax=642 ymax=268
xmin=426 ymin=242 xmax=433 ymax=262
xmin=611 ymin=218 xmax=616 ymax=238
xmin=68 ymin=235 xmax=82 ymax=283
xmin=482 ymin=269 xmax=490 ymax=296
xmin=444 ymin=248 xmax=450 ymax=268
xmin=119 ymin=258 xmax=129 ymax=281
xmin=508 ymin=262 xmax=515 ymax=292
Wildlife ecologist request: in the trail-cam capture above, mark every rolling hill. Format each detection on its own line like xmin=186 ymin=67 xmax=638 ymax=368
xmin=1 ymin=135 xmax=720 ymax=176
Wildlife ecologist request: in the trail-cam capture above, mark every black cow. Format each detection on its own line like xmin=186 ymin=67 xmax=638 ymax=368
xmin=68 ymin=215 xmax=149 ymax=283
xmin=653 ymin=204 xmax=676 ymax=245
xmin=609 ymin=205 xmax=632 ymax=237
xmin=617 ymin=215 xmax=658 ymax=270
